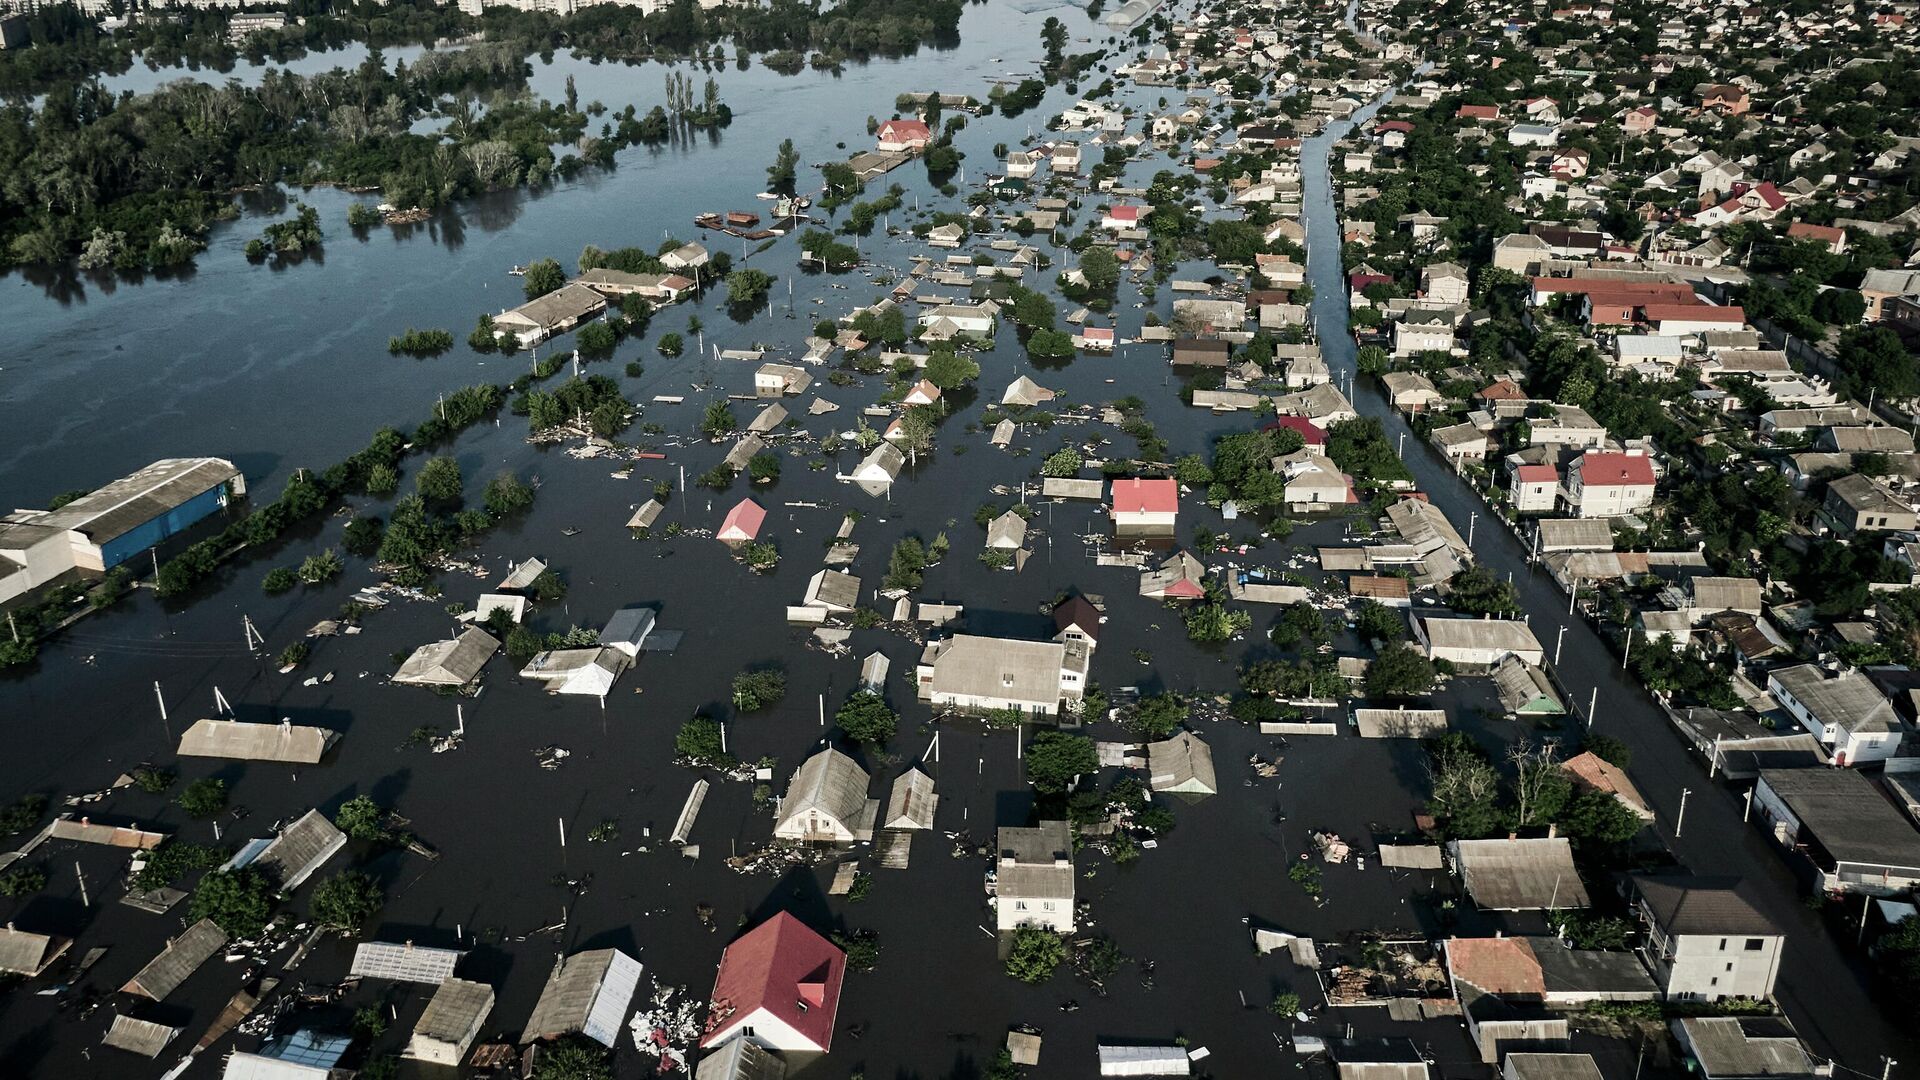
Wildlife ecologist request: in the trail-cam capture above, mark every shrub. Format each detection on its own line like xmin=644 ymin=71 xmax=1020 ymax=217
xmin=1004 ymin=926 xmax=1065 ymax=983
xmin=179 ymin=778 xmax=228 ymax=818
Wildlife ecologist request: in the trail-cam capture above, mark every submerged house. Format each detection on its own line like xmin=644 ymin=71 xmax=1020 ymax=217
xmin=717 ymin=499 xmax=767 ymax=544
xmin=883 ymin=767 xmax=939 ymax=830
xmin=392 ymin=627 xmax=501 ymax=688
xmin=917 ymin=634 xmax=1089 ymax=716
xmin=995 ymin=820 xmax=1076 ymax=933
xmin=520 ymin=646 xmax=632 ymax=696
xmin=702 ymin=912 xmax=846 ymax=1055
xmin=0 ymin=457 xmax=244 ymax=605
xmin=520 ymin=948 xmax=644 ymax=1048
xmin=773 ymin=749 xmax=878 ymax=844
xmin=404 ymin=978 xmax=495 ymax=1066
xmin=492 ymin=282 xmax=608 ymax=348
xmin=1145 ymin=731 xmax=1218 ymax=796
xmin=177 ymin=718 xmax=340 ymax=765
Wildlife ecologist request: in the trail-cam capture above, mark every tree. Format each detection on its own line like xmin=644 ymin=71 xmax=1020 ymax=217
xmin=1025 ymin=329 xmax=1075 ymax=360
xmin=334 ymin=796 xmax=390 ymax=842
xmin=1026 ymin=731 xmax=1097 ymax=793
xmin=1560 ymin=789 xmax=1644 ymax=847
xmin=1131 ymin=694 xmax=1185 ymax=738
xmin=416 ymin=457 xmax=462 ymax=504
xmin=296 ymin=549 xmax=342 ymax=585
xmin=179 ymin=778 xmax=228 ymax=818
xmin=1425 ymin=733 xmax=1501 ymax=839
xmin=522 ymin=258 xmax=566 ymax=301
xmin=1042 ymin=447 xmax=1083 ymax=477
xmin=658 ymin=332 xmax=685 ymax=357
xmin=924 ymin=350 xmax=981 ymax=390
xmin=531 ymin=1038 xmax=612 ymax=1080
xmin=1447 ymin=566 xmax=1521 ymax=617
xmin=732 ymin=669 xmax=787 ymax=711
xmin=727 ymin=268 xmax=775 ymax=305
xmin=884 ymin=537 xmax=927 ymax=590
xmin=575 ymin=321 xmax=617 ymax=358
xmin=485 ymin=472 xmax=536 ymax=516
xmin=836 ymin=691 xmax=899 ymax=745
xmin=1507 ymin=743 xmax=1572 ymax=827
xmin=1355 ymin=599 xmax=1406 ymax=643
xmin=675 ymin=716 xmax=734 ymax=766
xmin=189 ymin=868 xmax=275 ymax=937
xmin=365 ymin=463 xmax=399 ymax=496
xmin=1365 ymin=643 xmax=1436 ymax=699
xmin=1582 ymin=733 xmax=1631 ymax=768
xmin=263 ymin=566 xmax=298 ymax=595
xmin=748 ymin=452 xmax=781 ymax=483
xmin=701 ymin=399 xmax=736 ymax=437
xmin=767 ymin=138 xmax=800 ymax=195
xmin=1005 ymin=925 xmax=1065 ymax=983
xmin=1078 ymin=246 xmax=1121 ymax=291
xmin=311 ymin=870 xmax=383 ymax=933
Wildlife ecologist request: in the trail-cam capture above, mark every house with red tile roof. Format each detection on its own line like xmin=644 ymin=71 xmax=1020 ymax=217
xmin=701 ymin=912 xmax=845 ymax=1054
xmin=1263 ymin=415 xmax=1328 ymax=448
xmin=1111 ymin=478 xmax=1178 ymax=531
xmin=717 ymin=498 xmax=767 ymax=543
xmin=1786 ymin=221 xmax=1847 ymax=255
xmin=1561 ymin=751 xmax=1655 ymax=820
xmin=1642 ymin=304 xmax=1746 ymax=336
xmin=1564 ymin=451 xmax=1656 ymax=518
xmin=1509 ymin=463 xmax=1559 ymax=513
xmin=1621 ymin=105 xmax=1657 ymax=134
xmin=1102 ymin=204 xmax=1143 ymax=230
xmin=1456 ymin=104 xmax=1501 ymax=122
xmin=875 ymin=118 xmax=932 ymax=152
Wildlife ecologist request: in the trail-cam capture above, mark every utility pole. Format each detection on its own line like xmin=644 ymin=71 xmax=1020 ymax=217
xmin=1555 ymin=625 xmax=1567 ymax=666
xmin=243 ymin=615 xmax=263 ymax=653
xmin=1744 ymin=786 xmax=1754 ymax=822
xmin=1467 ymin=511 xmax=1477 ymax=547
xmin=1587 ymin=686 xmax=1598 ymax=726
xmin=75 ymin=862 xmax=89 ymax=908
xmin=1882 ymin=1057 xmax=1897 ymax=1080
xmin=154 ymin=681 xmax=170 ymax=740
xmin=1675 ymin=787 xmax=1692 ymax=838
xmin=1622 ymin=628 xmax=1633 ymax=669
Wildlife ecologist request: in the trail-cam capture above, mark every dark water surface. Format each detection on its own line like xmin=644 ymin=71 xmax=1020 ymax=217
xmin=0 ymin=1 xmax=1909 ymax=1077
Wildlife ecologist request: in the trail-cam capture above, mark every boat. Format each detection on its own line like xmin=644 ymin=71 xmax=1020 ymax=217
xmin=508 ymin=265 xmax=527 ymax=276
xmin=755 ymin=191 xmax=780 ymax=200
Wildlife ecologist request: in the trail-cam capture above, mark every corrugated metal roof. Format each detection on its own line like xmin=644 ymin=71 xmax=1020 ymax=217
xmin=1450 ymin=837 xmax=1590 ymax=911
xmin=350 ymin=941 xmax=465 ymax=984
xmin=413 ymin=977 xmax=494 ymax=1043
xmin=393 ymin=627 xmax=500 ymax=686
xmin=253 ymin=809 xmax=346 ymax=890
xmin=102 ymin=1014 xmax=180 ymax=1057
xmin=520 ymin=948 xmax=641 ymax=1047
xmin=32 ymin=458 xmax=238 ymax=544
xmin=776 ymin=749 xmax=874 ymax=840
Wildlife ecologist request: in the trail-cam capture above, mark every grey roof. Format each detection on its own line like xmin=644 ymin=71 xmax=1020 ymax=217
xmin=499 ymin=558 xmax=548 ymax=590
xmin=252 ymin=809 xmax=347 ymax=890
xmin=776 ymin=749 xmax=875 ymax=837
xmin=1353 ymin=708 xmax=1450 ymax=738
xmin=805 ymin=570 xmax=862 ymax=609
xmin=1526 ymin=937 xmax=1659 ymax=995
xmin=628 ymin=500 xmax=665 ymax=528
xmin=413 ymin=977 xmax=494 ymax=1045
xmin=122 ymin=919 xmax=227 ymax=1000
xmin=0 ymin=926 xmax=68 ymax=975
xmin=883 ymin=767 xmax=939 ymax=829
xmin=102 ymin=1014 xmax=181 ymax=1057
xmin=1000 ymin=820 xmax=1072 ymax=866
xmin=1146 ymin=731 xmax=1218 ymax=794
xmin=1385 ymin=497 xmax=1470 ymax=557
xmin=28 ymin=457 xmax=239 ymax=545
xmin=723 ymin=434 xmax=766 ymax=471
xmin=1676 ymin=1017 xmax=1819 ymax=1079
xmin=1503 ymin=1054 xmax=1604 ymax=1080
xmin=748 ymin=403 xmax=789 ymax=433
xmin=1690 ymin=576 xmax=1762 ymax=612
xmin=1492 ymin=657 xmax=1563 ymax=713
xmin=520 ymin=948 xmax=643 ymax=1046
xmin=177 ymin=718 xmax=338 ymax=764
xmin=601 ymin=607 xmax=657 ymax=654
xmin=1419 ymin=617 xmax=1544 ymax=658
xmin=393 ymin=627 xmax=500 ymax=686
xmin=1758 ymin=768 xmax=1920 ymax=869
xmin=350 ymin=941 xmax=466 ymax=984
xmin=1535 ymin=518 xmax=1615 ymax=552
xmin=1450 ymin=837 xmax=1590 ymax=910
xmin=697 ymin=1037 xmax=788 ymax=1080
xmin=501 ymin=282 xmax=606 ymax=329
xmin=927 ymin=634 xmax=1066 ymax=707
xmin=986 ymin=511 xmax=1029 ymax=549
xmin=1631 ymin=874 xmax=1778 ymax=937
xmin=1768 ymin=664 xmax=1899 ymax=734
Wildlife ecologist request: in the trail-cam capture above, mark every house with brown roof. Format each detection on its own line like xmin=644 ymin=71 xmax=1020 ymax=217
xmin=1629 ymin=874 xmax=1783 ymax=1001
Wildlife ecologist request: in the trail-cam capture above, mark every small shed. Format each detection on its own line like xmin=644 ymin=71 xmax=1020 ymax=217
xmin=859 ymin=651 xmax=890 ymax=690
xmin=1007 ymin=1029 xmax=1043 ymax=1067
xmin=986 ymin=510 xmax=1029 ymax=550
xmin=498 ymin=557 xmax=548 ymax=591
xmin=1097 ymin=1044 xmax=1191 ymax=1076
xmin=102 ymin=1014 xmax=180 ymax=1058
xmin=1145 ymin=732 xmax=1218 ymax=795
xmin=404 ymin=977 xmax=495 ymax=1066
xmin=883 ymin=767 xmax=939 ymax=830
xmin=350 ymin=941 xmax=466 ymax=985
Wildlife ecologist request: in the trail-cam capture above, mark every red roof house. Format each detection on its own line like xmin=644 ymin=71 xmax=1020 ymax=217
xmin=1456 ymin=104 xmax=1501 ymax=122
xmin=1103 ymin=204 xmax=1142 ymax=229
xmin=717 ymin=498 xmax=767 ymax=543
xmin=701 ymin=912 xmax=845 ymax=1054
xmin=1263 ymin=415 xmax=1328 ymax=447
xmin=875 ymin=118 xmax=932 ymax=151
xmin=1110 ymin=478 xmax=1179 ymax=525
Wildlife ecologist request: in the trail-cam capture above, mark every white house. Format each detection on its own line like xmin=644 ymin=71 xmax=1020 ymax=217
xmin=1563 ymin=451 xmax=1656 ymax=517
xmin=917 ymin=634 xmax=1088 ymax=715
xmin=1766 ymin=663 xmax=1904 ymax=766
xmin=995 ymin=820 xmax=1076 ymax=933
xmin=773 ymin=749 xmax=878 ymax=843
xmin=1630 ymin=874 xmax=1784 ymax=1001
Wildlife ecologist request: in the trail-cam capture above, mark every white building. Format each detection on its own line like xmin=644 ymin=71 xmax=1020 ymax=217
xmin=1766 ymin=663 xmax=1903 ymax=766
xmin=995 ymin=821 xmax=1076 ymax=932
xmin=917 ymin=634 xmax=1088 ymax=716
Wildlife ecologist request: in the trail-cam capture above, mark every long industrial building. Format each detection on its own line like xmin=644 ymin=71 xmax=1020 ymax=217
xmin=0 ymin=457 xmax=244 ymax=604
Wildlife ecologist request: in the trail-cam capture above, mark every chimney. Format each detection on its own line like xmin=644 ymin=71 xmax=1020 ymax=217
xmin=1547 ymin=823 xmax=1559 ymax=839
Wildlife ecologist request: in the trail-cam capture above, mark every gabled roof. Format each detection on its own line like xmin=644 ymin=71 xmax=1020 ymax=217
xmin=1112 ymin=477 xmax=1179 ymax=515
xmin=123 ymin=919 xmax=227 ymax=1000
xmin=0 ymin=926 xmax=70 ymax=976
xmin=702 ymin=912 xmax=845 ymax=1051
xmin=393 ymin=627 xmax=501 ymax=687
xmin=250 ymin=808 xmax=347 ymax=890
xmin=1446 ymin=936 xmax=1545 ymax=995
xmin=520 ymin=948 xmax=643 ymax=1047
xmin=178 ymin=718 xmax=340 ymax=764
xmin=1573 ymin=452 xmax=1655 ymax=488
xmin=718 ymin=498 xmax=767 ymax=541
xmin=1053 ymin=595 xmax=1103 ymax=643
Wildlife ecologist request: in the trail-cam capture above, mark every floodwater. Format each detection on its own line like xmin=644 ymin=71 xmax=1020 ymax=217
xmin=0 ymin=0 xmax=1911 ymax=1078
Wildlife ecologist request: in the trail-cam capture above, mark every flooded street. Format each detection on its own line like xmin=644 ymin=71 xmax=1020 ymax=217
xmin=1 ymin=0 xmax=1912 ymax=1077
